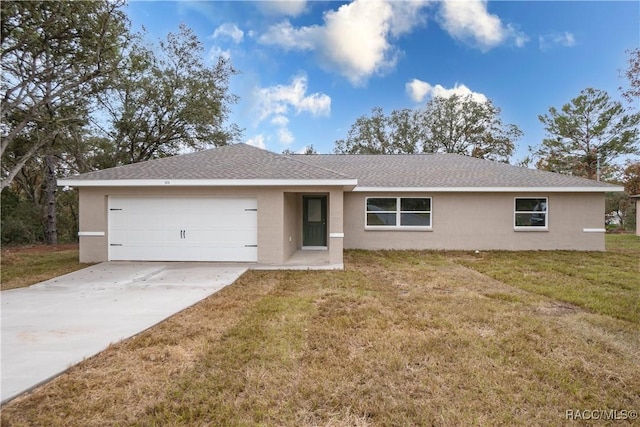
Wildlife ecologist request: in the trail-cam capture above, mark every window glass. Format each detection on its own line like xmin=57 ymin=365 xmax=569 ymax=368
xmin=366 ymin=197 xmax=431 ymax=228
xmin=401 ymin=198 xmax=430 ymax=211
xmin=400 ymin=212 xmax=430 ymax=226
xmin=307 ymin=198 xmax=322 ymax=222
xmin=367 ymin=198 xmax=397 ymax=211
xmin=515 ymin=198 xmax=547 ymax=227
xmin=515 ymin=198 xmax=546 ymax=212
xmin=367 ymin=213 xmax=397 ymax=226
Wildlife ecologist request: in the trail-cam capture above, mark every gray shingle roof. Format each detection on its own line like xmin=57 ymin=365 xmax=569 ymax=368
xmin=60 ymin=143 xmax=620 ymax=190
xmin=62 ymin=143 xmax=351 ymax=181
xmin=292 ymin=153 xmax=618 ymax=188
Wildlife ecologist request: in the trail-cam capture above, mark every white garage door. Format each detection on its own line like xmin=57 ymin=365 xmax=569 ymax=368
xmin=108 ymin=197 xmax=257 ymax=262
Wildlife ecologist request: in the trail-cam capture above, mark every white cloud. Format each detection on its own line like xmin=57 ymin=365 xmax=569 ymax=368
xmin=245 ymin=134 xmax=266 ymax=149
xmin=253 ymin=75 xmax=330 ymax=147
xmin=406 ymin=79 xmax=433 ymax=103
xmin=254 ymin=74 xmax=331 ymax=123
xmin=258 ymin=0 xmax=430 ymax=85
xmin=437 ymin=0 xmax=527 ymax=51
xmin=539 ymin=31 xmax=576 ymax=51
xmin=277 ymin=128 xmax=295 ymax=145
xmin=514 ymin=32 xmax=529 ymax=48
xmin=388 ymin=0 xmax=431 ymax=37
xmin=208 ymin=45 xmax=231 ymax=61
xmin=258 ymin=20 xmax=317 ymax=51
xmin=319 ymin=0 xmax=396 ymax=85
xmin=406 ymin=79 xmax=487 ymax=103
xmin=212 ymin=23 xmax=244 ymax=44
xmin=258 ymin=0 xmax=308 ymax=17
xmin=271 ymin=115 xmax=289 ymax=127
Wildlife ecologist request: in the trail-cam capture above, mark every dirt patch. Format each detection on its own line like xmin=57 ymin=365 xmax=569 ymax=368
xmin=536 ymin=301 xmax=579 ymax=316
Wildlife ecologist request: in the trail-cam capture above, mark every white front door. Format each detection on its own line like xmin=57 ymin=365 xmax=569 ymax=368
xmin=108 ymin=197 xmax=257 ymax=261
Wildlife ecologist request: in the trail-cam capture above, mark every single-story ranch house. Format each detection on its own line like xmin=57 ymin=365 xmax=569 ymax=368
xmin=58 ymin=143 xmax=623 ymax=266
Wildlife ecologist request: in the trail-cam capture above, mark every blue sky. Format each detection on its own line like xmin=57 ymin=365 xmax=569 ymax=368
xmin=126 ymin=1 xmax=639 ymax=162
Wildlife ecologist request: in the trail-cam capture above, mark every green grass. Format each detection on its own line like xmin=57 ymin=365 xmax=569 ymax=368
xmin=1 ymin=246 xmax=88 ymax=290
xmin=452 ymin=235 xmax=640 ymax=324
xmin=606 ymin=233 xmax=640 ymax=252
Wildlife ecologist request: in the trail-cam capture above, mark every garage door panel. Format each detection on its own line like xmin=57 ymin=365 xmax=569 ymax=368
xmin=200 ymin=222 xmax=257 ymax=240
xmin=200 ymin=246 xmax=257 ymax=262
xmin=109 ymin=197 xmax=258 ymax=262
xmin=206 ymin=212 xmax=257 ymax=226
xmin=111 ymin=245 xmax=202 ymax=262
xmin=111 ymin=226 xmax=178 ymax=244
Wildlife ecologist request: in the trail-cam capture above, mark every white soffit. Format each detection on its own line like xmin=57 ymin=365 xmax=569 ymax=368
xmin=352 ymin=186 xmax=624 ymax=193
xmin=58 ymin=179 xmax=358 ymax=187
xmin=57 ymin=180 xmax=622 ymax=193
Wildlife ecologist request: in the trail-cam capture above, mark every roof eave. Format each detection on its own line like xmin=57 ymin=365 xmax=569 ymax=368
xmin=57 ymin=178 xmax=359 ymax=187
xmin=352 ymin=186 xmax=624 ymax=193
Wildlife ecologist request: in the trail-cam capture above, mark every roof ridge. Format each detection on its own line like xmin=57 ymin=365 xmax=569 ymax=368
xmin=235 ymin=143 xmax=355 ymax=179
xmin=294 ymin=152 xmax=441 ymax=157
xmin=232 ymin=142 xmax=282 ymax=157
xmin=283 ymin=153 xmax=355 ymax=179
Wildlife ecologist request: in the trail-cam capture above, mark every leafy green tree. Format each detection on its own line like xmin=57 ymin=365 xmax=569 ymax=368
xmin=422 ymin=94 xmax=520 ymax=161
xmin=1 ymin=185 xmax=43 ymax=244
xmin=334 ymin=107 xmax=424 ymax=154
xmin=96 ymin=24 xmax=241 ymax=164
xmin=1 ymin=122 xmax=108 ymax=245
xmin=623 ymin=162 xmax=640 ymax=195
xmin=620 ymin=48 xmax=639 ymax=105
xmin=605 ymin=191 xmax=634 ymax=230
xmin=622 ymin=162 xmax=639 ymax=231
xmin=283 ymin=145 xmax=317 ymax=155
xmin=1 ymin=0 xmax=130 ymax=190
xmin=1 ymin=100 xmax=91 ymax=243
xmin=334 ymin=96 xmax=520 ymax=162
xmin=534 ymin=88 xmax=640 ymax=181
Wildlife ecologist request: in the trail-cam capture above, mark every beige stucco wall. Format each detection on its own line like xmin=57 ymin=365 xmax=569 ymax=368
xmin=283 ymin=192 xmax=299 ymax=259
xmin=329 ymin=189 xmax=345 ymax=264
xmin=636 ymin=198 xmax=640 ymax=237
xmin=344 ymin=192 xmax=606 ymax=251
xmin=77 ymin=186 xmax=345 ymax=264
xmin=78 ymin=187 xmax=603 ymax=263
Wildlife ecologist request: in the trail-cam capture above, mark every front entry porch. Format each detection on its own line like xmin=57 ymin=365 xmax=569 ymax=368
xmin=253 ymin=249 xmax=342 ymax=270
xmin=276 ymin=189 xmax=344 ymax=268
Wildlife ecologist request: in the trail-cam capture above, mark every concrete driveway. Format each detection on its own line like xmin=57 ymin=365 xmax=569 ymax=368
xmin=1 ymin=262 xmax=247 ymax=403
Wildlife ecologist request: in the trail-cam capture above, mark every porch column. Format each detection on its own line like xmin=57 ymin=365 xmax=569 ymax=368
xmin=328 ymin=188 xmax=344 ymax=265
xmin=257 ymin=189 xmax=285 ymax=264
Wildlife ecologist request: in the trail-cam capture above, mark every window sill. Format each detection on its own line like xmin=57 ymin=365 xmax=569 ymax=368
xmin=365 ymin=226 xmax=433 ymax=232
xmin=514 ymin=227 xmax=548 ymax=232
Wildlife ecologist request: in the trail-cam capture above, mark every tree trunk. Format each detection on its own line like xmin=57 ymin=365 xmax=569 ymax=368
xmin=44 ymin=155 xmax=58 ymax=245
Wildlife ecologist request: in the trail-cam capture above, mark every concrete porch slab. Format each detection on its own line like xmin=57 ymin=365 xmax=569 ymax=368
xmin=253 ymin=250 xmax=343 ymax=270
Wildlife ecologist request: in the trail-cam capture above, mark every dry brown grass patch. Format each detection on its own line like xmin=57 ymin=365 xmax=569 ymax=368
xmin=1 ymin=244 xmax=88 ymax=290
xmin=2 ymin=251 xmax=639 ymax=426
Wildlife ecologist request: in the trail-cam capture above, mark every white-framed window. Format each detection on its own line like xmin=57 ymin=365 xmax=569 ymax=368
xmin=365 ymin=197 xmax=432 ymax=230
xmin=514 ymin=197 xmax=548 ymax=229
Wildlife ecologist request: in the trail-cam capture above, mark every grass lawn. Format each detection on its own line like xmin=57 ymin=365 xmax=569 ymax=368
xmin=1 ymin=236 xmax=639 ymax=426
xmin=0 ymin=244 xmax=87 ymax=291
xmin=452 ymin=236 xmax=640 ymax=324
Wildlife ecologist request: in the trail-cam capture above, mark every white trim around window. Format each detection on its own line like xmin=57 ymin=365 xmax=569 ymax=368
xmin=365 ymin=197 xmax=432 ymax=230
xmin=514 ymin=197 xmax=548 ymax=231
